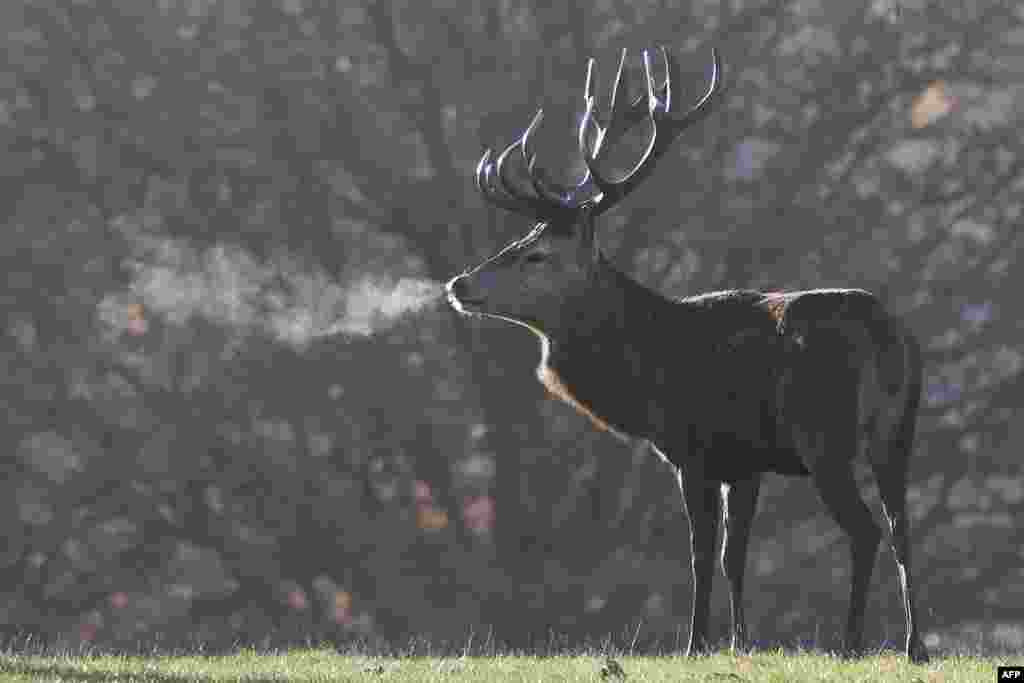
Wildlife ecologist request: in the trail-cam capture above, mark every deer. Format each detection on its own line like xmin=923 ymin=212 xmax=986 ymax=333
xmin=446 ymin=45 xmax=929 ymax=663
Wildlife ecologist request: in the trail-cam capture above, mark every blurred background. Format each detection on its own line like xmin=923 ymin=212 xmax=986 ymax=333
xmin=1 ymin=0 xmax=1022 ymax=655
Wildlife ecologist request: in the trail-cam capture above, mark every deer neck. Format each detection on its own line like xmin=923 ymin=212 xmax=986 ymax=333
xmin=536 ymin=252 xmax=672 ymax=438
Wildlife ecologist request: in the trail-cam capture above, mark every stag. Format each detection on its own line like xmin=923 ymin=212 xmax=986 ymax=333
xmin=446 ymin=46 xmax=928 ymax=663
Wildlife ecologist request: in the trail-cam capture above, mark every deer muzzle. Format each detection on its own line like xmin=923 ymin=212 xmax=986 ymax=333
xmin=445 ymin=274 xmax=486 ymax=312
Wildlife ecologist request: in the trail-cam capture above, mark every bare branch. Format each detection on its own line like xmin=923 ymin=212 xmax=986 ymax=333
xmin=365 ymin=2 xmax=458 ymax=187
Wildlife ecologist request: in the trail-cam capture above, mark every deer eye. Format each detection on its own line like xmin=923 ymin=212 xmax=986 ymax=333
xmin=524 ymin=252 xmax=548 ymax=264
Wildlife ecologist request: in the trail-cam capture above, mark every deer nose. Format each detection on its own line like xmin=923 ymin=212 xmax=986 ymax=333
xmin=447 ymin=274 xmax=486 ymax=306
xmin=447 ymin=276 xmax=468 ymax=299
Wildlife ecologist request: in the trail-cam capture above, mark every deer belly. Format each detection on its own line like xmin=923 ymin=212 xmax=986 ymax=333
xmin=703 ymin=386 xmax=810 ymax=478
xmin=705 ymin=438 xmax=810 ymax=481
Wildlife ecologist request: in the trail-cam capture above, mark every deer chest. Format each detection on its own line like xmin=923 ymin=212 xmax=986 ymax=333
xmin=538 ymin=365 xmax=617 ymax=433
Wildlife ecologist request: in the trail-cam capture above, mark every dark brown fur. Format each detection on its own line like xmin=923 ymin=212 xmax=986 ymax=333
xmin=455 ymin=250 xmax=928 ymax=661
xmin=538 ymin=259 xmax=915 ymax=481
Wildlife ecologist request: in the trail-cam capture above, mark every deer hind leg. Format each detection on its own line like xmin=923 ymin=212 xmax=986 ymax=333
xmin=808 ymin=461 xmax=880 ymax=657
xmin=860 ymin=337 xmax=929 ymax=663
xmin=787 ymin=336 xmax=880 ymax=656
xmin=676 ymin=467 xmax=721 ymax=656
xmin=869 ymin=438 xmax=929 ymax=663
xmin=792 ymin=381 xmax=880 ymax=657
xmin=720 ymin=476 xmax=761 ymax=653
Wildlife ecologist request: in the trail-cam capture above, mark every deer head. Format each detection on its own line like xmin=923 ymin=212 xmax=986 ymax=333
xmin=447 ymin=46 xmax=722 ymax=336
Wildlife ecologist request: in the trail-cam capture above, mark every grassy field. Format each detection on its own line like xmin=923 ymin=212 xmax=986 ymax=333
xmin=0 ymin=648 xmax=1012 ymax=682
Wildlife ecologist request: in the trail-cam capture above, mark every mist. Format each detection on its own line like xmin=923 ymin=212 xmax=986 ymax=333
xmin=98 ymin=231 xmax=444 ymax=347
xmin=329 ymin=277 xmax=444 ymax=338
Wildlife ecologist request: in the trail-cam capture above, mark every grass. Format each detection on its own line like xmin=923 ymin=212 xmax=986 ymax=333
xmin=0 ymin=647 xmax=1012 ymax=682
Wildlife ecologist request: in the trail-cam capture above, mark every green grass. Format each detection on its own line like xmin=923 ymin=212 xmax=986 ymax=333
xmin=0 ymin=648 xmax=1011 ymax=682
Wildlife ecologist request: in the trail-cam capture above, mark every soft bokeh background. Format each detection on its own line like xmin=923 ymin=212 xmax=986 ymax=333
xmin=2 ymin=0 xmax=1022 ymax=654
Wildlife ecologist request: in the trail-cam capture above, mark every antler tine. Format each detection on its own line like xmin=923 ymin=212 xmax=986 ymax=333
xmin=644 ymin=49 xmax=659 ymax=111
xmin=584 ymin=58 xmax=598 ymax=116
xmin=474 ymin=148 xmax=492 ymax=199
xmin=606 ymin=49 xmax=631 ymax=139
xmin=519 ymin=109 xmax=542 ymax=162
xmin=659 ymin=45 xmax=678 ymax=112
xmin=578 ymin=53 xmax=610 ymax=195
xmin=578 ymin=96 xmax=604 ymax=179
xmin=521 ymin=109 xmax=576 ymax=204
xmin=676 ymin=46 xmax=721 ymax=125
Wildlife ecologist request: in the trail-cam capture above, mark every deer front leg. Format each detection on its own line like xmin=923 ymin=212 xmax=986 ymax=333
xmin=721 ymin=476 xmax=761 ymax=652
xmin=676 ymin=465 xmax=721 ymax=655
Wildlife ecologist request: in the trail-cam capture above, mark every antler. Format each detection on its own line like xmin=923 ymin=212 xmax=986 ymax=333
xmin=580 ymin=46 xmax=722 ymax=216
xmin=475 ymin=107 xmax=599 ymax=219
xmin=474 ymin=46 xmax=722 ymax=219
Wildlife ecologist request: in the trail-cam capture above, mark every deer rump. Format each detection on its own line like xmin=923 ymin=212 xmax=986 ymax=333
xmin=591 ymin=288 xmax=909 ymax=484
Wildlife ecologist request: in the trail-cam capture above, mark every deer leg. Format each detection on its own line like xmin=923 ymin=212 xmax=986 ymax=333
xmin=720 ymin=476 xmax=760 ymax=653
xmin=808 ymin=462 xmax=880 ymax=657
xmin=870 ymin=456 xmax=929 ymax=663
xmin=676 ymin=467 xmax=720 ymax=655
